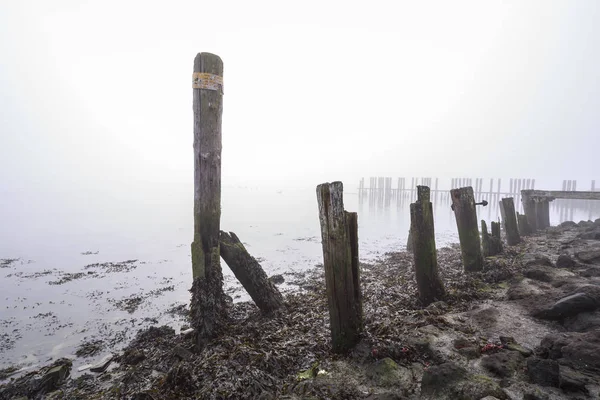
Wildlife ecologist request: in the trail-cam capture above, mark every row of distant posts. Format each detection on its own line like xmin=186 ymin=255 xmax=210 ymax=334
xmin=357 ymin=177 xmax=538 ymax=209
xmin=317 ymin=179 xmax=600 ymax=353
xmin=316 ymin=181 xmax=523 ymax=353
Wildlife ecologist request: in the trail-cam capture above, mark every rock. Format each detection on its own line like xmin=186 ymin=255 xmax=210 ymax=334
xmin=172 ymin=345 xmax=193 ymax=361
xmin=480 ymin=397 xmax=501 ymax=400
xmin=121 ymin=348 xmax=146 ymax=365
xmin=524 ymin=266 xmax=554 ymax=283
xmin=364 ymin=394 xmax=405 ymax=400
xmin=523 ymin=254 xmax=554 ymax=268
xmin=481 ymin=351 xmax=524 ymax=378
xmin=420 ymin=362 xmax=468 ymax=396
xmin=453 ymin=337 xmax=480 ymax=359
xmin=576 ymin=247 xmax=600 ymax=264
xmin=498 ymin=336 xmax=515 ymax=345
xmin=568 ymin=283 xmax=600 ymax=299
xmin=366 ymin=357 xmax=412 ymax=388
xmin=470 ymin=307 xmax=499 ymax=327
xmin=559 ymin=365 xmax=589 ymax=393
xmin=564 ymin=311 xmax=600 ymax=332
xmin=534 ymin=292 xmax=598 ymax=320
xmin=507 ymin=279 xmax=544 ymax=300
xmin=578 ymin=220 xmax=594 ymax=228
xmin=558 ymin=330 xmax=600 ymax=371
xmin=556 ymin=254 xmax=576 ymax=268
xmin=455 ymin=375 xmax=508 ymax=400
xmin=523 ymin=388 xmax=550 ymax=400
xmin=269 ymin=274 xmax=285 ymax=285
xmin=505 ymin=343 xmax=533 ymax=357
xmin=526 ymin=358 xmax=559 ymax=387
xmin=579 ymin=229 xmax=600 ymax=240
xmin=582 ymin=266 xmax=600 ymax=277
xmin=256 ymin=392 xmax=276 ymax=400
xmin=560 ymin=221 xmax=578 ymax=228
xmin=33 ymin=359 xmax=72 ymax=396
xmin=499 ymin=336 xmax=533 ymax=357
xmin=89 ymin=355 xmax=113 ymax=373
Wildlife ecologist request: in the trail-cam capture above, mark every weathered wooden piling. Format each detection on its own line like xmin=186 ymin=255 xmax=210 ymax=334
xmin=219 ymin=231 xmax=284 ymax=314
xmin=522 ymin=195 xmax=538 ymax=232
xmin=481 ymin=220 xmax=503 ymax=257
xmin=516 ymin=212 xmax=532 ymax=236
xmin=536 ymin=199 xmax=551 ymax=230
xmin=190 ymin=52 xmax=228 ymax=342
xmin=410 ymin=186 xmax=445 ymax=305
xmin=500 ymin=197 xmax=521 ymax=246
xmin=450 ymin=187 xmax=483 ymax=272
xmin=316 ymin=182 xmax=362 ymax=353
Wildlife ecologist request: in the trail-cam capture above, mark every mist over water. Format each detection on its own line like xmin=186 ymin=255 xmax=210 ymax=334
xmin=1 ymin=175 xmax=599 ymax=370
xmin=1 ymin=0 xmax=600 ymax=383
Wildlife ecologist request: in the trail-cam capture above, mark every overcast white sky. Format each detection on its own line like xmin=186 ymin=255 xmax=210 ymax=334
xmin=0 ymin=0 xmax=599 ymax=196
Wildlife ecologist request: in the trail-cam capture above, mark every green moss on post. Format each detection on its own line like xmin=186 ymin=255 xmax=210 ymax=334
xmin=451 ymin=187 xmax=484 ymax=272
xmin=410 ymin=186 xmax=445 ymax=305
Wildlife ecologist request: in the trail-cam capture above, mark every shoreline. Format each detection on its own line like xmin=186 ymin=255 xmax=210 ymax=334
xmin=1 ymin=219 xmax=600 ymax=399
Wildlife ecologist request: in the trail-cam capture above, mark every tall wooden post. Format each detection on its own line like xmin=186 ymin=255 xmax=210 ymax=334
xmin=451 ymin=187 xmax=483 ymax=272
xmin=190 ymin=52 xmax=228 ymax=342
xmin=317 ymin=182 xmax=362 ymax=353
xmin=500 ymin=198 xmax=521 ymax=246
xmin=410 ymin=186 xmax=445 ymax=305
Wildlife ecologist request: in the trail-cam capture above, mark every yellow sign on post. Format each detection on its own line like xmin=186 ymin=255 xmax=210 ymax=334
xmin=192 ymin=72 xmax=223 ymax=94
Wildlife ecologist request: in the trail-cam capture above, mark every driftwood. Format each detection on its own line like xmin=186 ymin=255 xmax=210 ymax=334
xmin=410 ymin=186 xmax=445 ymax=305
xmin=450 ymin=187 xmax=483 ymax=272
xmin=316 ymin=181 xmax=363 ymax=353
xmin=219 ymin=231 xmax=284 ymax=314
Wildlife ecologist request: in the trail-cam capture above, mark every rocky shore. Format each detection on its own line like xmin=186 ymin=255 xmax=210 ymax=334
xmin=2 ymin=219 xmax=600 ymax=399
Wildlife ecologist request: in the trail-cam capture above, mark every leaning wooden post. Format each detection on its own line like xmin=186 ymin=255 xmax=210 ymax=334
xmin=500 ymin=197 xmax=521 ymax=246
xmin=219 ymin=231 xmax=284 ymax=314
xmin=481 ymin=220 xmax=502 ymax=257
xmin=410 ymin=186 xmax=445 ymax=305
xmin=451 ymin=187 xmax=483 ymax=272
xmin=190 ymin=52 xmax=228 ymax=342
xmin=317 ymin=182 xmax=363 ymax=353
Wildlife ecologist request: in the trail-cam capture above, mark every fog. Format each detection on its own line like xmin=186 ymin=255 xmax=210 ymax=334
xmin=1 ymin=1 xmax=599 ymax=186
xmin=1 ymin=0 xmax=600 ymax=369
xmin=1 ymin=1 xmax=599 ymax=236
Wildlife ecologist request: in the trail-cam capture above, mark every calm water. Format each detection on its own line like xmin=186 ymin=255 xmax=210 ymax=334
xmin=0 ymin=180 xmax=598 ymax=373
